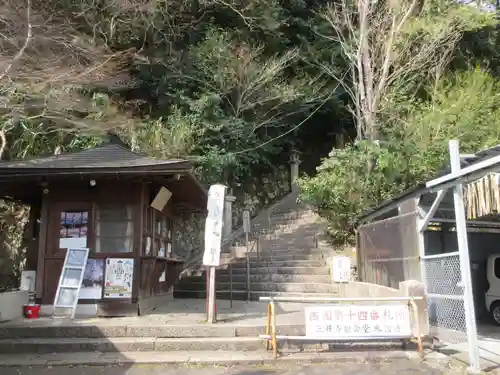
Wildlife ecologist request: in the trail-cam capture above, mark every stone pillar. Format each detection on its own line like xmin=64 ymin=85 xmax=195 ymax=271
xmin=289 ymin=151 xmax=301 ymax=193
xmin=399 ymin=280 xmax=429 ymax=337
xmin=223 ymin=194 xmax=236 ymax=240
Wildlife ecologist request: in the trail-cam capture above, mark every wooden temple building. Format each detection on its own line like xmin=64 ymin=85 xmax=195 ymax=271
xmin=0 ymin=138 xmax=207 ymax=317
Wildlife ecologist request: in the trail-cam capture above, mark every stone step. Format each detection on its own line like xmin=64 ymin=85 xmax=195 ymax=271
xmin=0 ymin=323 xmax=304 ymax=340
xmin=252 ymin=221 xmax=319 ymax=233
xmin=251 ymin=247 xmax=335 ymax=257
xmin=173 ymin=289 xmax=249 ymax=300
xmin=174 ymin=289 xmax=340 ymax=300
xmin=0 ymin=336 xmax=411 ymax=355
xmin=258 ymin=236 xmax=317 ymax=244
xmin=0 ymin=337 xmax=265 ymax=354
xmin=249 ymin=291 xmax=340 ymax=300
xmin=231 ymin=260 xmax=328 ymax=268
xmin=181 ymin=273 xmax=332 ymax=284
xmin=176 ymin=280 xmax=248 ymax=291
xmin=176 ymin=281 xmax=336 ymax=294
xmin=248 ymin=266 xmax=330 ymax=275
xmin=186 ymin=265 xmax=331 ymax=277
xmin=247 ymin=253 xmax=326 ymax=261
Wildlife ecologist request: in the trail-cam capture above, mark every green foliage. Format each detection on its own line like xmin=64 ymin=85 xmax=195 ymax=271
xmin=298 ymin=141 xmax=407 ymax=244
xmin=300 ymin=69 xmax=500 ymax=244
xmin=2 ymin=0 xmax=500 ymax=257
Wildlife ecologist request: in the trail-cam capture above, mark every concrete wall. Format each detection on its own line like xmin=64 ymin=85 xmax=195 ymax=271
xmin=0 ymin=291 xmax=29 ymax=322
xmin=340 ymin=282 xmax=402 ymax=298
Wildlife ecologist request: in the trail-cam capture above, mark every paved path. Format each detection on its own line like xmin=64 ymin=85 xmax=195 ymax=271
xmin=0 ymin=299 xmax=306 ymax=328
xmin=0 ymin=360 xmax=468 ymax=375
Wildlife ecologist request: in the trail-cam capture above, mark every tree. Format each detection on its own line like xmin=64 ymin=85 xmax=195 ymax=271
xmin=0 ymin=0 xmax=135 ymax=159
xmin=299 ymin=1 xmax=497 ymax=244
xmin=319 ymin=0 xmax=491 ymax=141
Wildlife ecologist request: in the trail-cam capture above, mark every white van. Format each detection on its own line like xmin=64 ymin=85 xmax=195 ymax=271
xmin=486 ymin=254 xmax=500 ymax=325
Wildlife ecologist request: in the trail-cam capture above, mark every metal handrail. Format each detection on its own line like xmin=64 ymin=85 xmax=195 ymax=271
xmin=245 ymin=236 xmax=260 ymax=300
xmin=180 ymin=190 xmax=296 ymax=277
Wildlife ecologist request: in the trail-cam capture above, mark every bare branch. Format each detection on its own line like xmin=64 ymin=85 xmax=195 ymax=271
xmin=321 ymin=0 xmax=471 ymax=141
xmin=0 ymin=0 xmax=32 ymax=81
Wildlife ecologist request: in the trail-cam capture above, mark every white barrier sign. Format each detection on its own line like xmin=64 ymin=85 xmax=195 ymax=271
xmin=203 ymin=184 xmax=226 ymax=267
xmin=332 ymin=256 xmax=351 ymax=283
xmin=305 ymin=305 xmax=411 ymax=338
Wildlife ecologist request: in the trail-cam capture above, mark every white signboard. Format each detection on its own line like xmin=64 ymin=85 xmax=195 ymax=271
xmin=53 ymin=248 xmax=89 ymax=319
xmin=305 ymin=305 xmax=412 ymax=338
xmin=332 ymin=256 xmax=351 ymax=283
xmin=243 ymin=210 xmax=251 ymax=233
xmin=203 ymin=184 xmax=226 ymax=267
xmin=103 ymin=258 xmax=134 ymax=299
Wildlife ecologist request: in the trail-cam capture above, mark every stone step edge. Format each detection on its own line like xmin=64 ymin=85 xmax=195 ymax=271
xmin=0 ymin=336 xmax=419 ymax=352
xmin=173 ymin=289 xmax=340 ymax=294
xmin=0 ymin=336 xmax=424 ymax=345
xmin=177 ymin=282 xmax=336 ymax=287
xmin=0 ymin=349 xmax=424 ymax=367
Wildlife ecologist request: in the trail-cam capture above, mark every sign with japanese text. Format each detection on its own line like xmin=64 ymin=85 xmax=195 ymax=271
xmin=305 ymin=305 xmax=412 ymax=338
xmin=332 ymin=256 xmax=351 ymax=283
xmin=203 ymin=184 xmax=226 ymax=267
xmin=243 ymin=210 xmax=251 ymax=233
xmin=103 ymin=258 xmax=134 ymax=299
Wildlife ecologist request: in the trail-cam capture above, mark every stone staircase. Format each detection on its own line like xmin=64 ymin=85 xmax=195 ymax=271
xmin=174 ymin=193 xmax=338 ymax=300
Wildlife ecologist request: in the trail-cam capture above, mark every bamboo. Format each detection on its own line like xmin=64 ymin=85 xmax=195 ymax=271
xmin=494 ymin=173 xmax=500 ymax=213
xmin=466 ymin=185 xmax=472 ymax=219
xmin=485 ymin=175 xmax=491 ymax=215
xmin=471 ymin=183 xmax=477 ymax=219
xmin=479 ymin=179 xmax=485 ymax=217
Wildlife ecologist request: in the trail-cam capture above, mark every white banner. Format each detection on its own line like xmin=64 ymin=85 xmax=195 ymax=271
xmin=203 ymin=184 xmax=226 ymax=267
xmin=305 ymin=304 xmax=412 ymax=338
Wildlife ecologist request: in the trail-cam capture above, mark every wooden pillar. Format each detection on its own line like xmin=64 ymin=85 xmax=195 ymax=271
xmin=35 ymin=192 xmax=49 ymax=300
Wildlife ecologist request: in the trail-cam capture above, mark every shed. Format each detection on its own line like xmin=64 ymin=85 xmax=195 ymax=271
xmin=0 ymin=138 xmax=207 ymax=317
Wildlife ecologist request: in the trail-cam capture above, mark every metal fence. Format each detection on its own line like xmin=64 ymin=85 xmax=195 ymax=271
xmin=358 ymin=210 xmax=468 ymax=345
xmin=421 ymin=252 xmax=467 ymax=344
xmin=358 ymin=212 xmax=421 ymax=289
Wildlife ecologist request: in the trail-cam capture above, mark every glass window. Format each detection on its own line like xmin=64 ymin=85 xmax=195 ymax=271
xmin=59 ymin=211 xmax=88 ymax=249
xmin=494 ymin=257 xmax=500 ymax=279
xmin=95 ymin=204 xmax=134 ymax=253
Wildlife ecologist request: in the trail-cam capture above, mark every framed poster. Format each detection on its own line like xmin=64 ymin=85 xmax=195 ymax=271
xmin=103 ymin=258 xmax=134 ymax=299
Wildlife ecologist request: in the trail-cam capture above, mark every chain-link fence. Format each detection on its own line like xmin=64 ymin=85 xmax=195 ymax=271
xmin=358 ymin=212 xmax=421 ymax=289
xmin=358 ymin=209 xmax=469 ymax=346
xmin=422 ymin=252 xmax=467 ymax=344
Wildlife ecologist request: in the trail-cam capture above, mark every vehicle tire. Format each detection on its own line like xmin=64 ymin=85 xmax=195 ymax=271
xmin=490 ymin=301 xmax=500 ymax=326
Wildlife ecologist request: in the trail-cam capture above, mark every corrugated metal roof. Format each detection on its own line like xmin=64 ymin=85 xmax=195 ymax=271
xmin=0 ymin=144 xmax=189 ymax=170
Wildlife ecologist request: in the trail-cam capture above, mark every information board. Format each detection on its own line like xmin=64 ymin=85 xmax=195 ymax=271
xmin=331 ymin=256 xmax=351 ymax=283
xmin=103 ymin=258 xmax=134 ymax=299
xmin=243 ymin=210 xmax=251 ymax=234
xmin=305 ymin=304 xmax=412 ymax=338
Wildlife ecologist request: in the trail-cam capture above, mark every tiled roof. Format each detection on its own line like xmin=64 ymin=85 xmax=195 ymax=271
xmin=0 ymin=144 xmax=189 ymax=171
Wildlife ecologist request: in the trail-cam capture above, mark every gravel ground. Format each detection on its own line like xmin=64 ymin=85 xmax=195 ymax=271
xmin=0 ymin=359 xmax=470 ymax=375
